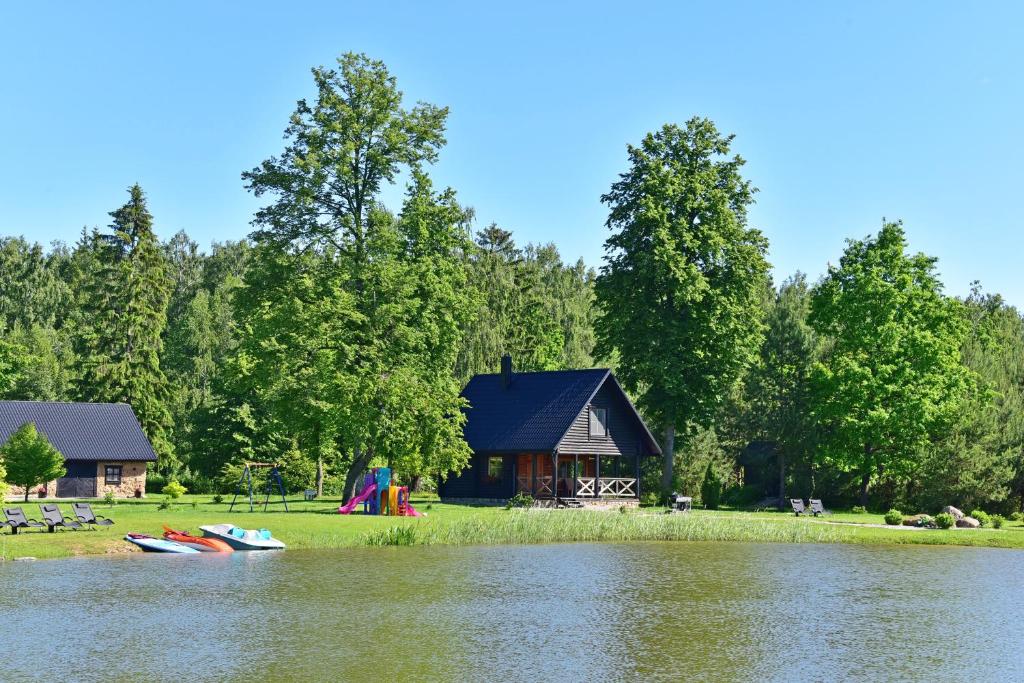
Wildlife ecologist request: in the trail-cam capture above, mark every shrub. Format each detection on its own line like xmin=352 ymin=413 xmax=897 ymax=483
xmin=991 ymin=514 xmax=1005 ymax=529
xmin=851 ymin=505 xmax=867 ymax=514
xmin=505 ymin=492 xmax=534 ymax=509
xmin=883 ymin=508 xmax=903 ymax=525
xmin=934 ymin=512 xmax=954 ymax=529
xmin=212 ymin=494 xmax=224 ymax=504
xmin=103 ymin=490 xmax=116 ymax=507
xmin=970 ymin=509 xmax=990 ymax=527
xmin=157 ymin=497 xmax=173 ymax=511
xmin=640 ymin=491 xmax=660 ymax=507
xmin=700 ymin=462 xmax=723 ymax=510
xmin=162 ymin=480 xmax=187 ymax=499
xmin=1011 ymin=511 xmax=1024 ymax=523
xmin=146 ymin=472 xmax=168 ymax=494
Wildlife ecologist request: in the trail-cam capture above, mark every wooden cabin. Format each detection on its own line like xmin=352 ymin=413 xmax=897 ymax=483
xmin=439 ymin=356 xmax=661 ymax=504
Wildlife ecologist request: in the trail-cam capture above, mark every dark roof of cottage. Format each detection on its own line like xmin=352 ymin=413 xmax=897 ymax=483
xmin=0 ymin=401 xmax=157 ymax=462
xmin=460 ymin=368 xmax=661 ymax=455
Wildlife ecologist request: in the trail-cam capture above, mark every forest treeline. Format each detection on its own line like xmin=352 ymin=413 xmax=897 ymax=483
xmin=1 ymin=53 xmax=1022 ymax=512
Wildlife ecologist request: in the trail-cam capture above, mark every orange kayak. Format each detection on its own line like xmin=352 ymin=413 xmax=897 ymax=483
xmin=162 ymin=525 xmax=234 ymax=552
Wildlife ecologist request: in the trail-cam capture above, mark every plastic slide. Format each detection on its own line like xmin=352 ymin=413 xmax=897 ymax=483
xmin=405 ymin=504 xmax=423 ymax=517
xmin=338 ymin=483 xmax=377 ymax=515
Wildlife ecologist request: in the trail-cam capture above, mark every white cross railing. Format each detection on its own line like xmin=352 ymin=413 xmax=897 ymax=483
xmin=598 ymin=477 xmax=637 ymax=497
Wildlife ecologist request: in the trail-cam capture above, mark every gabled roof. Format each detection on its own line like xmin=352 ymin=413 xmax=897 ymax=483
xmin=0 ymin=401 xmax=157 ymax=462
xmin=460 ymin=368 xmax=661 ymax=455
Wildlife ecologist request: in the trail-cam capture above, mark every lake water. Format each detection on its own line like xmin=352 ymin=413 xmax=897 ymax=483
xmin=2 ymin=541 xmax=1023 ymax=682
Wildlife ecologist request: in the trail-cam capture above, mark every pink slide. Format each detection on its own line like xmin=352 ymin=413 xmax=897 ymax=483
xmin=337 ymin=483 xmax=377 ymax=514
xmin=405 ymin=504 xmax=423 ymax=517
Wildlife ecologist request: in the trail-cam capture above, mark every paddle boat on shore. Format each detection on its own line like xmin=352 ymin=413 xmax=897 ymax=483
xmin=163 ymin=526 xmax=234 ymax=552
xmin=198 ymin=524 xmax=286 ymax=551
xmin=125 ymin=533 xmax=200 ymax=554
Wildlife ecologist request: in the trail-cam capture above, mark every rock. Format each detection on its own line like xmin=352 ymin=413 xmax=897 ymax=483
xmin=942 ymin=506 xmax=965 ymax=520
xmin=903 ymin=515 xmax=924 ymax=527
xmin=956 ymin=516 xmax=980 ymax=528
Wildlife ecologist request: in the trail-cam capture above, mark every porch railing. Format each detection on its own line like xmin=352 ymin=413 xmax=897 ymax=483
xmin=597 ymin=477 xmax=636 ymax=498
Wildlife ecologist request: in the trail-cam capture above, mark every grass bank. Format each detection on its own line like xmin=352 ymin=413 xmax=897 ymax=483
xmin=3 ymin=496 xmax=1024 ymax=561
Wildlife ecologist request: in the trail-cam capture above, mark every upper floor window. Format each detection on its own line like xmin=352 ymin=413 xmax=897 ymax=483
xmin=589 ymin=407 xmax=608 ymax=438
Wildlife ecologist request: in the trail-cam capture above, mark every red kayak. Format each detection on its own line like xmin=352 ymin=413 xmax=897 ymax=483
xmin=162 ymin=526 xmax=234 ymax=553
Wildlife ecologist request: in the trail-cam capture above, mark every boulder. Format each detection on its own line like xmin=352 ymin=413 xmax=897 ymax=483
xmin=903 ymin=515 xmax=924 ymax=527
xmin=956 ymin=516 xmax=981 ymax=528
xmin=942 ymin=506 xmax=965 ymax=520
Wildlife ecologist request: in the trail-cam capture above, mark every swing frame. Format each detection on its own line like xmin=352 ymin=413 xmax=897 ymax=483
xmin=229 ymin=462 xmax=290 ymax=512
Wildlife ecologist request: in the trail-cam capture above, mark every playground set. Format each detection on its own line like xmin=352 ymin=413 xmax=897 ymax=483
xmin=229 ymin=462 xmax=289 ymax=513
xmin=337 ymin=467 xmax=421 ymax=517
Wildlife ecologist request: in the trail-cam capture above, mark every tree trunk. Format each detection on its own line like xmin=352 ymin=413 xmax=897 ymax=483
xmin=314 ymin=422 xmax=324 ymax=498
xmin=859 ymin=472 xmax=871 ymax=509
xmin=24 ymin=487 xmax=30 ymax=503
xmin=778 ymin=451 xmax=786 ymax=503
xmin=410 ymin=475 xmax=422 ymax=493
xmin=661 ymin=423 xmax=675 ymax=496
xmin=342 ymin=447 xmax=373 ymax=504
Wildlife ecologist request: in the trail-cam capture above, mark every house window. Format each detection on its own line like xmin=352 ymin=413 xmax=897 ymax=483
xmin=589 ymin=407 xmax=608 ymax=438
xmin=484 ymin=456 xmax=503 ymax=483
xmin=105 ymin=465 xmax=122 ymax=485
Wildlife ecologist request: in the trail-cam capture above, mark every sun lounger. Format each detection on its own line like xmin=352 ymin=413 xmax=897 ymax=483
xmin=3 ymin=507 xmax=46 ymax=534
xmin=39 ymin=504 xmax=83 ymax=532
xmin=71 ymin=502 xmax=115 ymax=529
xmin=790 ymin=499 xmax=806 ymax=516
xmin=809 ymin=499 xmax=826 ymax=516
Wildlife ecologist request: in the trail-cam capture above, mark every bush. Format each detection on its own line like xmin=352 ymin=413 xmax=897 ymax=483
xmin=157 ymin=497 xmax=173 ymax=511
xmin=103 ymin=490 xmax=116 ymax=506
xmin=991 ymin=514 xmax=1005 ymax=529
xmin=970 ymin=509 xmax=991 ymax=527
xmin=146 ymin=472 xmax=167 ymax=494
xmin=1011 ymin=511 xmax=1024 ymax=523
xmin=505 ymin=491 xmax=534 ymax=509
xmin=851 ymin=505 xmax=867 ymax=514
xmin=162 ymin=480 xmax=187 ymax=499
xmin=883 ymin=509 xmax=903 ymax=526
xmin=700 ymin=462 xmax=723 ymax=510
xmin=212 ymin=494 xmax=224 ymax=504
xmin=934 ymin=512 xmax=954 ymax=529
xmin=640 ymin=491 xmax=660 ymax=507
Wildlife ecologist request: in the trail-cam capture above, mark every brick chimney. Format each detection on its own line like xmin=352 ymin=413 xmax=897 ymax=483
xmin=501 ymin=353 xmax=513 ymax=389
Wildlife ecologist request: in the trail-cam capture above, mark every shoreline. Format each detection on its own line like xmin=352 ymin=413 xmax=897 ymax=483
xmin=3 ymin=498 xmax=1024 ymax=562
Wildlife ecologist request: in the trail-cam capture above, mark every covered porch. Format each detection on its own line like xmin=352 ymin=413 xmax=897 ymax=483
xmin=513 ymin=453 xmax=639 ymax=500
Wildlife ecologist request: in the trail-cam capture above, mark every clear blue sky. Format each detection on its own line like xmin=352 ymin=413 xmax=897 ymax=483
xmin=2 ymin=2 xmax=1022 ymax=303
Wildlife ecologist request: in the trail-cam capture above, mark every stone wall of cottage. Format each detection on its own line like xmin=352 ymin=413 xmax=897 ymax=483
xmin=96 ymin=461 xmax=147 ymax=498
xmin=3 ymin=462 xmax=148 ymax=500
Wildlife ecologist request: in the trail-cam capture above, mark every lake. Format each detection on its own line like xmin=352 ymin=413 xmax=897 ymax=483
xmin=2 ymin=541 xmax=1022 ymax=681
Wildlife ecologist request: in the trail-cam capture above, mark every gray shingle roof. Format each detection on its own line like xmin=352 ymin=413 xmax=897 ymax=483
xmin=0 ymin=401 xmax=157 ymax=462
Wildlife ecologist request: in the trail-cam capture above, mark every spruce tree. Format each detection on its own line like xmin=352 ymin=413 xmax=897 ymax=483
xmin=76 ymin=184 xmax=176 ymax=468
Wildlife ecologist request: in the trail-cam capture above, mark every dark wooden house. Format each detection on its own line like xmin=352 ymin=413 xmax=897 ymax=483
xmin=439 ymin=356 xmax=661 ymax=503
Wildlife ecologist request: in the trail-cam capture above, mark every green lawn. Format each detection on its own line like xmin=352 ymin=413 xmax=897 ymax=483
xmin=3 ymin=496 xmax=1024 ymax=561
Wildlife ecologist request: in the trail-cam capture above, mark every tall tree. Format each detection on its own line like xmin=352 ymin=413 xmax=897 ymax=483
xmin=242 ymin=53 xmax=471 ymax=500
xmin=595 ymin=118 xmax=770 ymax=495
xmin=75 ymin=185 xmax=176 ymax=468
xmin=809 ymin=221 xmax=972 ymax=507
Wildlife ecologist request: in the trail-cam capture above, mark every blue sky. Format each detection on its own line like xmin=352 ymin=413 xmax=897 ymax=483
xmin=2 ymin=2 xmax=1022 ymax=303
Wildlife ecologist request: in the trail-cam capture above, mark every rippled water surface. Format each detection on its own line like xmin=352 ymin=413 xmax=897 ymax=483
xmin=3 ymin=541 xmax=1023 ymax=682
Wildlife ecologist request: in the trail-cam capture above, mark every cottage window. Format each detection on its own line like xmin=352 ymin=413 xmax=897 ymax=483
xmin=105 ymin=465 xmax=122 ymax=485
xmin=589 ymin=407 xmax=608 ymax=438
xmin=484 ymin=456 xmax=503 ymax=483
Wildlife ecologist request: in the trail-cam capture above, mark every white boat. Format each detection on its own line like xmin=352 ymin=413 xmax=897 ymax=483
xmin=125 ymin=533 xmax=201 ymax=554
xmin=198 ymin=524 xmax=286 ymax=550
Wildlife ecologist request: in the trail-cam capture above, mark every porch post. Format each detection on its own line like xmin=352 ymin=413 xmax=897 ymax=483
xmin=573 ymin=453 xmax=579 ymax=498
xmin=532 ymin=453 xmax=537 ymax=497
xmin=552 ymin=450 xmax=559 ymax=505
xmin=635 ymin=450 xmax=641 ymax=500
xmin=595 ymin=455 xmax=600 ymax=498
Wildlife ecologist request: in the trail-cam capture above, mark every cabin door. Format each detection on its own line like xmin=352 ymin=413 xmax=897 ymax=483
xmin=57 ymin=461 xmax=96 ymax=498
xmin=516 ymin=455 xmax=533 ymax=494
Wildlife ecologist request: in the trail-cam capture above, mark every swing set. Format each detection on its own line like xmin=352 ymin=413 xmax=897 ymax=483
xmin=229 ymin=462 xmax=289 ymax=512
